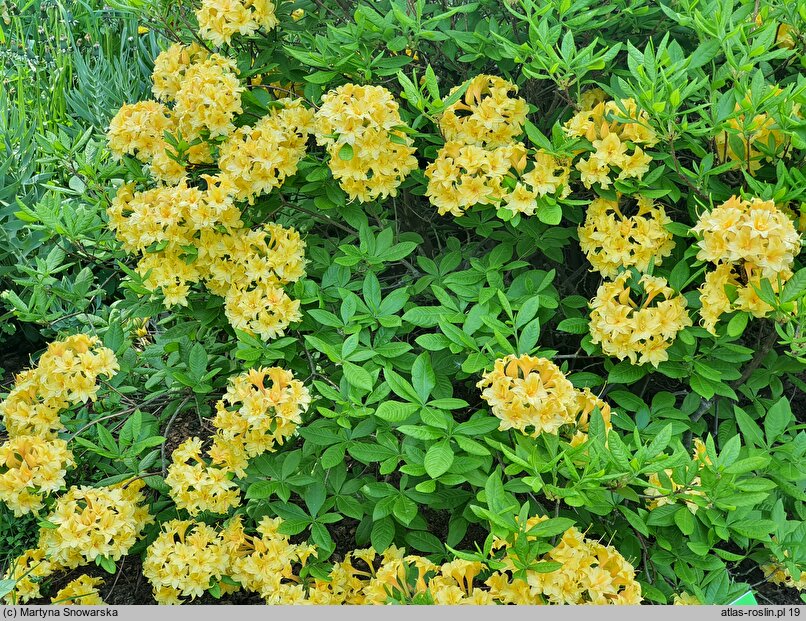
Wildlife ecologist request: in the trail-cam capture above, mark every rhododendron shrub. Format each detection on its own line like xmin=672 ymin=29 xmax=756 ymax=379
xmin=2 ymin=0 xmax=806 ymax=608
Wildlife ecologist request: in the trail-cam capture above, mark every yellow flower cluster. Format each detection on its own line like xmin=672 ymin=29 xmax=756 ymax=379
xmin=109 ymin=50 xmax=241 ymax=183
xmin=477 ymin=355 xmax=577 ymax=436
xmin=564 ymin=97 xmax=657 ymax=189
xmin=196 ymin=0 xmax=278 ymax=46
xmin=2 ymin=548 xmax=62 ymax=603
xmin=1 ymin=334 xmax=119 ymax=437
xmin=692 ymin=195 xmax=801 ymax=333
xmin=218 ymin=99 xmax=314 ymax=204
xmin=493 ymin=517 xmax=642 ymax=605
xmin=107 ymin=100 xmax=174 ymax=169
xmin=3 ymin=480 xmax=151 ymax=603
xmin=760 ymin=558 xmax=806 ymax=591
xmin=223 ymin=516 xmax=317 ymax=603
xmin=673 ymin=592 xmax=702 ymax=605
xmin=314 ymin=84 xmax=418 ymax=202
xmin=0 ymin=335 xmax=117 ymax=516
xmin=315 ymin=547 xmax=494 ymax=604
xmin=589 ymin=273 xmax=692 ymax=367
xmin=644 ymin=469 xmax=703 ymax=514
xmin=151 ymin=43 xmax=209 ymax=102
xmin=426 ymin=142 xmax=526 ymax=217
xmin=567 ymin=387 xmax=613 ymax=448
xmin=174 ymin=55 xmax=243 ymax=141
xmin=646 ymin=442 xmax=708 ymax=513
xmin=110 ymin=33 xmax=311 ymax=339
xmin=144 ymin=519 xmax=232 ymax=604
xmin=427 ymin=75 xmax=569 ymax=218
xmin=52 ymin=575 xmax=105 ymax=605
xmin=209 ymin=367 xmax=311 ymax=476
xmin=38 ymin=480 xmax=153 ymax=569
xmin=210 ymin=224 xmax=307 ymax=340
xmin=164 ymin=367 xmax=309 ymax=513
xmin=439 ymin=75 xmax=528 ymax=147
xmin=0 ymin=436 xmax=74 ymax=516
xmin=109 ymin=180 xmax=306 ymax=338
xmin=578 ymin=194 xmax=675 ymax=278
xmin=141 ymin=509 xmax=642 ymax=606
xmin=108 ymin=179 xmax=238 ymax=306
xmin=477 ymin=355 xmax=613 ymax=442
xmin=165 ymin=438 xmax=241 ymax=516
xmin=715 ymin=94 xmax=789 ymax=174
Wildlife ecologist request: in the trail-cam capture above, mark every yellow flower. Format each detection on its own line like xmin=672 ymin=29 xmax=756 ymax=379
xmin=52 ymin=575 xmax=105 ymax=605
xmin=425 ymin=141 xmax=525 ymax=216
xmin=143 ymin=520 xmax=231 ymax=603
xmin=714 ymin=91 xmax=793 ymax=175
xmin=173 ymin=54 xmax=243 ymax=140
xmin=2 ymin=548 xmax=62 ymax=603
xmin=439 ymin=74 xmax=528 ymax=147
xmin=217 ymin=98 xmax=314 ymax=204
xmin=692 ymin=195 xmax=800 ymax=332
xmin=673 ymin=592 xmax=702 ymax=605
xmin=761 ymin=557 xmax=806 ymax=591
xmin=0 ymin=334 xmax=118 ymax=438
xmin=477 ymin=354 xmax=578 ymax=436
xmin=38 ymin=480 xmax=153 ymax=569
xmin=107 ymin=100 xmax=174 ymax=162
xmin=0 ymin=436 xmax=74 ymax=516
xmin=208 ymin=366 xmax=311 ymax=476
xmin=644 ymin=469 xmax=704 ymax=513
xmin=565 ymin=97 xmax=657 ymax=188
xmin=589 ymin=272 xmax=691 ymax=367
xmin=498 ymin=517 xmax=642 ymax=605
xmin=578 ymin=194 xmax=675 ymax=278
xmin=314 ymin=84 xmax=418 ymax=202
xmin=197 ymin=0 xmax=278 ymax=46
xmin=165 ymin=438 xmax=241 ymax=516
xmin=151 ymin=43 xmax=209 ymax=102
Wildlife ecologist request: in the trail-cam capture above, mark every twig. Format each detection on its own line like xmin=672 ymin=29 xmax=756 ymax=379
xmin=689 ymin=324 xmax=779 ymax=434
xmin=105 ymin=555 xmax=125 ymax=603
xmin=669 ymin=138 xmax=707 ymax=198
xmin=161 ymin=395 xmax=192 ymax=476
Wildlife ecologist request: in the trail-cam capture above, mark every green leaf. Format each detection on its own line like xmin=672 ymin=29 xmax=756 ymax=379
xmin=371 ymin=516 xmax=395 ymax=552
xmin=424 ymin=441 xmax=454 ymax=478
xmin=411 ymin=352 xmax=436 ymax=402
xmin=397 ymin=425 xmax=443 ymax=440
xmin=556 ymin=317 xmax=588 ymax=334
xmin=724 ymin=455 xmax=770 ymax=474
xmin=764 ymin=397 xmax=793 ymax=444
xmin=526 ymin=517 xmax=575 ymax=538
xmin=537 ymin=201 xmax=562 ymax=225
xmin=0 ymin=579 xmax=16 ymax=599
xmin=735 ymin=406 xmax=764 ymax=447
xmin=405 ymin=530 xmax=444 ymax=554
xmin=730 ymin=519 xmax=775 ymax=540
xmin=782 ymin=268 xmax=806 ymax=302
xmin=343 ymin=362 xmax=374 ymax=391
xmin=384 ymin=369 xmax=421 ymax=403
xmin=674 ymin=506 xmax=696 ymax=535
xmin=645 ymin=424 xmax=672 ymax=459
xmin=188 ymin=342 xmax=207 ymax=379
xmin=669 ymin=259 xmax=690 ymax=292
xmin=338 ymin=143 xmax=354 ymax=161
xmin=375 ymin=401 xmax=419 ymax=423
xmin=726 ymin=312 xmax=749 ymax=338
xmin=717 ymin=434 xmax=741 ymax=469
xmin=608 ymin=361 xmax=647 ymax=385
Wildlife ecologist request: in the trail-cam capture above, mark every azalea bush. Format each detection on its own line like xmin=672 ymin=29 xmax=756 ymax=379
xmin=2 ymin=0 xmax=806 ymax=606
